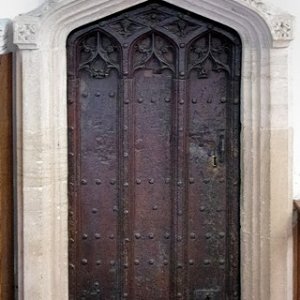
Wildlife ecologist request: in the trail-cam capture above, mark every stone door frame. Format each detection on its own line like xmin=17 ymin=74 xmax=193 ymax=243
xmin=0 ymin=0 xmax=294 ymax=299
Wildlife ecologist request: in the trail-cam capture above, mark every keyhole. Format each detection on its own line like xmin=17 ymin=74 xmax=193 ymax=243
xmin=205 ymin=294 xmax=211 ymax=300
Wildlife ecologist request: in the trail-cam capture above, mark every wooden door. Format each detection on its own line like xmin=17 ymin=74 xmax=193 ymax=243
xmin=67 ymin=2 xmax=241 ymax=299
xmin=0 ymin=54 xmax=14 ymax=300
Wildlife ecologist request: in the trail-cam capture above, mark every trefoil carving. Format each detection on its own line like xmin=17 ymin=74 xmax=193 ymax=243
xmin=79 ymin=31 xmax=120 ymax=79
xmin=133 ymin=32 xmax=175 ymax=74
xmin=189 ymin=32 xmax=231 ymax=78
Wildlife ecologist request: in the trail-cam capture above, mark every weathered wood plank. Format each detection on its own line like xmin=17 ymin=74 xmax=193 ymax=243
xmin=0 ymin=53 xmax=14 ymax=300
xmin=293 ymin=200 xmax=300 ymax=300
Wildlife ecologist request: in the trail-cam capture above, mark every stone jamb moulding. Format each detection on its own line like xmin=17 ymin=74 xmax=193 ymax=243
xmin=12 ymin=0 xmax=294 ymax=299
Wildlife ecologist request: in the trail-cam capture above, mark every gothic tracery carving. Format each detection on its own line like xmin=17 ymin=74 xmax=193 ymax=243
xmin=79 ymin=31 xmax=120 ymax=79
xmin=189 ymin=33 xmax=231 ymax=78
xmin=133 ymin=33 xmax=176 ymax=73
xmin=137 ymin=9 xmax=172 ymax=23
xmin=163 ymin=16 xmax=199 ymax=37
xmin=108 ymin=18 xmax=146 ymax=37
xmin=11 ymin=0 xmax=294 ymax=52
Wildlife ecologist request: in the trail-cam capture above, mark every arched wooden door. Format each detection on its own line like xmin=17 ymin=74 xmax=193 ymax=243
xmin=67 ymin=2 xmax=241 ymax=299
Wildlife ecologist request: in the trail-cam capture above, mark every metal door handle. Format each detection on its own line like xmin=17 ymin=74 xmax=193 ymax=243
xmin=211 ymin=150 xmax=217 ymax=167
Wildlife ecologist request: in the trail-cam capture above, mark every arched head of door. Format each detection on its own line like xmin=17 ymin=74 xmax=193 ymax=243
xmin=67 ymin=3 xmax=241 ymax=298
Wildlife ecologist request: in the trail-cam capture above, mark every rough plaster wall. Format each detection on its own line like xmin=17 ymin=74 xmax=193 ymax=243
xmin=1 ymin=0 xmax=300 ymax=198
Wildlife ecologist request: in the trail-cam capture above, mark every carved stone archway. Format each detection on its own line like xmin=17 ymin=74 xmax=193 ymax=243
xmin=10 ymin=0 xmax=294 ymax=299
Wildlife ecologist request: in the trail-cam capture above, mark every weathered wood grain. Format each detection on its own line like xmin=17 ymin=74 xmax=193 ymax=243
xmin=0 ymin=53 xmax=14 ymax=300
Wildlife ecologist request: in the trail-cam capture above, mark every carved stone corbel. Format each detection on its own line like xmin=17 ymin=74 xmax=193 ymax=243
xmin=271 ymin=17 xmax=293 ymax=39
xmin=236 ymin=0 xmax=294 ymax=46
xmin=14 ymin=17 xmax=39 ymax=50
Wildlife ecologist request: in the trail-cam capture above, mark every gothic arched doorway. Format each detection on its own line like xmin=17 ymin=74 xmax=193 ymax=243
xmin=67 ymin=2 xmax=241 ymax=299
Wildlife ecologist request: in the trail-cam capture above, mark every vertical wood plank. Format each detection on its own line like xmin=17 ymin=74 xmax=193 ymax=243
xmin=0 ymin=53 xmax=14 ymax=300
xmin=294 ymin=201 xmax=300 ymax=300
xmin=298 ymin=212 xmax=300 ymax=300
xmin=293 ymin=207 xmax=297 ymax=300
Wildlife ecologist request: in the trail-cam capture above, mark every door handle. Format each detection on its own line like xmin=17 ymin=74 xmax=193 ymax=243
xmin=211 ymin=149 xmax=217 ymax=168
xmin=208 ymin=135 xmax=225 ymax=168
